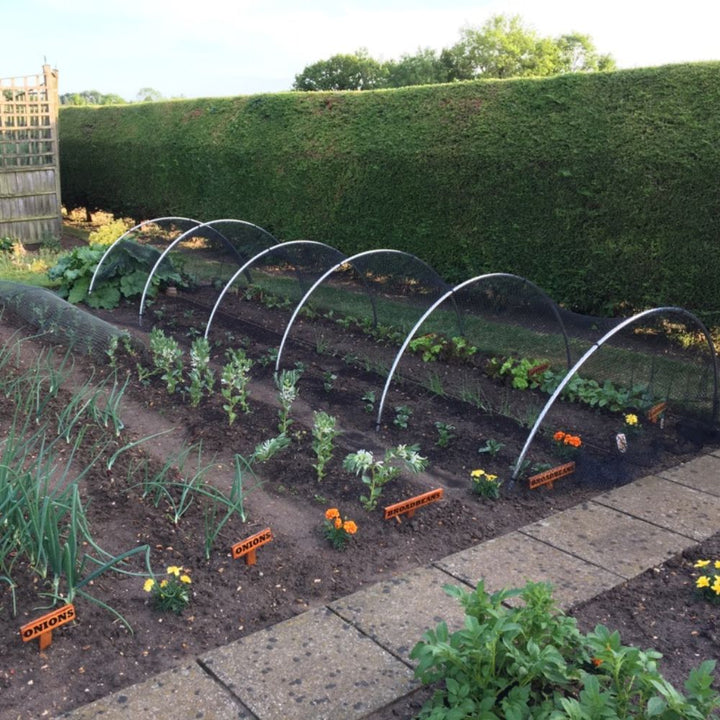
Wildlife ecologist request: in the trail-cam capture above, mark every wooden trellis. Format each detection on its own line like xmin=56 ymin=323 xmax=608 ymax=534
xmin=0 ymin=65 xmax=62 ymax=242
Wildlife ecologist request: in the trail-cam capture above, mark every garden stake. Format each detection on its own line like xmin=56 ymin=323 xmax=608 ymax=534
xmin=528 ymin=462 xmax=575 ymax=490
xmin=20 ymin=604 xmax=76 ymax=651
xmin=647 ymin=401 xmax=667 ymax=424
xmin=384 ymin=488 xmax=443 ymax=522
xmin=232 ymin=528 xmax=273 ymax=566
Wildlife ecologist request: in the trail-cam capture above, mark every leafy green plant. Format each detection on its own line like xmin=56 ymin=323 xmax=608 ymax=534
xmin=434 ymin=421 xmax=456 ymax=448
xmin=187 ymin=337 xmax=214 ymax=407
xmin=393 ymin=404 xmax=412 ymax=429
xmin=322 ymin=371 xmax=337 ymax=392
xmin=409 ymin=333 xmax=447 ymax=362
xmin=275 ymin=369 xmax=300 ymax=435
xmin=220 ymin=348 xmax=253 ymax=424
xmin=478 ymin=438 xmax=504 ymax=457
xmin=48 ymin=238 xmax=184 ymax=309
xmin=343 ymin=444 xmax=428 ymax=511
xmin=149 ymin=328 xmax=184 ymax=394
xmin=362 ymin=390 xmax=376 ymax=413
xmin=312 ymin=411 xmax=341 ymax=481
xmin=411 ymin=580 xmax=720 ymax=720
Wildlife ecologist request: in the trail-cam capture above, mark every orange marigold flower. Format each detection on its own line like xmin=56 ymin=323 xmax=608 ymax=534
xmin=334 ymin=517 xmax=342 ymax=529
xmin=553 ymin=431 xmax=566 ymax=442
xmin=343 ymin=520 xmax=358 ymax=535
xmin=564 ymin=435 xmax=582 ymax=448
xmin=325 ymin=508 xmax=340 ymax=520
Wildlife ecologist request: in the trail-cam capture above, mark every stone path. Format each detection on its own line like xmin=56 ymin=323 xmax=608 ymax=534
xmin=60 ymin=452 xmax=720 ymax=720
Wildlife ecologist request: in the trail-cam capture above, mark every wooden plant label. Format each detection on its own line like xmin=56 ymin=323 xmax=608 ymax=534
xmin=232 ymin=528 xmax=273 ymax=565
xmin=527 ymin=362 xmax=550 ymax=378
xmin=647 ymin=402 xmax=667 ymax=424
xmin=528 ymin=462 xmax=575 ymax=490
xmin=20 ymin=603 xmax=76 ymax=651
xmin=384 ymin=488 xmax=443 ymax=522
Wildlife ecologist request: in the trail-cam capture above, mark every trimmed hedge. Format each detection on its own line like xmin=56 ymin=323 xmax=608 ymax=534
xmin=59 ymin=63 xmax=720 ymax=316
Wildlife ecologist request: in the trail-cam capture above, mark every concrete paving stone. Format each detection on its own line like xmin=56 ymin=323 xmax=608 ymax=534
xmin=658 ymin=454 xmax=720 ymax=497
xmin=329 ymin=565 xmax=470 ymax=663
xmin=593 ymin=474 xmax=720 ymax=541
xmin=58 ymin=662 xmax=253 ymax=720
xmin=435 ymin=531 xmax=623 ymax=610
xmin=520 ymin=502 xmax=696 ymax=579
xmin=199 ymin=606 xmax=417 ymax=720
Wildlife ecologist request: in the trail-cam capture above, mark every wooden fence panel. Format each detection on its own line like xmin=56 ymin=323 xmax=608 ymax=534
xmin=0 ymin=66 xmax=62 ymax=242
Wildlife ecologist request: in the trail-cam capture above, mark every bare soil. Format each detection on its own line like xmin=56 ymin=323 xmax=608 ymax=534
xmin=1 ymin=283 xmax=718 ymax=720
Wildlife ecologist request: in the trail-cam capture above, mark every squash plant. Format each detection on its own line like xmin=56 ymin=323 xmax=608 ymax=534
xmin=48 ymin=238 xmax=185 ymax=309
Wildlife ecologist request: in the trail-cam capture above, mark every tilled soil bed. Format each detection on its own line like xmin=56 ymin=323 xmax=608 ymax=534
xmin=1 ymin=288 xmax=718 ymax=720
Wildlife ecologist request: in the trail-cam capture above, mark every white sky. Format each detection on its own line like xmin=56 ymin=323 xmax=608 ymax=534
xmin=3 ymin=0 xmax=719 ymax=100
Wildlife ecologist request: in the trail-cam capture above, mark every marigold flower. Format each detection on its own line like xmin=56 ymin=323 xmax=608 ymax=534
xmin=713 ymin=576 xmax=720 ymax=595
xmin=470 ymin=469 xmax=485 ymax=478
xmin=694 ymin=559 xmax=711 ymax=568
xmin=334 ymin=517 xmax=342 ymax=529
xmin=485 ymin=474 xmax=498 ymax=482
xmin=325 ymin=508 xmax=340 ymax=520
xmin=143 ymin=578 xmax=156 ymax=593
xmin=160 ymin=579 xmax=168 ymax=588
xmin=343 ymin=520 xmax=358 ymax=535
xmin=553 ymin=431 xmax=566 ymax=442
xmin=696 ymin=575 xmax=710 ymax=588
xmin=167 ymin=565 xmax=181 ymax=576
xmin=714 ymin=560 xmax=720 ymax=569
xmin=564 ymin=434 xmax=582 ymax=448
xmin=625 ymin=413 xmax=639 ymax=426
xmin=180 ymin=574 xmax=192 ymax=584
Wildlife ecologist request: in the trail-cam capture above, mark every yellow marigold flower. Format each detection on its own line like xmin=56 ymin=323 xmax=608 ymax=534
xmin=485 ymin=474 xmax=498 ymax=482
xmin=712 ymin=578 xmax=720 ymax=595
xmin=470 ymin=469 xmax=485 ymax=478
xmin=143 ymin=578 xmax=156 ymax=593
xmin=180 ymin=574 xmax=192 ymax=584
xmin=343 ymin=520 xmax=358 ymax=535
xmin=325 ymin=508 xmax=340 ymax=520
xmin=334 ymin=517 xmax=342 ymax=529
xmin=714 ymin=560 xmax=720 ymax=569
xmin=160 ymin=579 xmax=168 ymax=588
xmin=553 ymin=431 xmax=565 ymax=442
xmin=694 ymin=559 xmax=711 ymax=568
xmin=167 ymin=565 xmax=181 ymax=576
xmin=625 ymin=413 xmax=639 ymax=426
xmin=696 ymin=575 xmax=710 ymax=588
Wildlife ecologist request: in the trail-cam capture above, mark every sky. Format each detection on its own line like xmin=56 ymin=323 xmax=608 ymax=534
xmin=3 ymin=0 xmax=720 ymax=101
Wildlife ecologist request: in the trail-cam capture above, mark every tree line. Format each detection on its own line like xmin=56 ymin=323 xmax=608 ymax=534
xmin=292 ymin=14 xmax=615 ymax=91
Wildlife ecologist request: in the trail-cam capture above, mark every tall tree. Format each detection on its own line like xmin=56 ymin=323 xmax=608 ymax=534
xmin=444 ymin=15 xmax=615 ymax=80
xmin=385 ymin=48 xmax=449 ymax=88
xmin=292 ymin=49 xmax=388 ymax=91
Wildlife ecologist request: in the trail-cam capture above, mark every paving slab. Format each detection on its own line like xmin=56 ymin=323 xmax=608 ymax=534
xmin=59 ymin=662 xmax=253 ymax=720
xmin=593 ymin=474 xmax=720 ymax=541
xmin=329 ymin=565 xmax=469 ymax=663
xmin=199 ymin=606 xmax=417 ymax=720
xmin=520 ymin=502 xmax=695 ymax=579
xmin=658 ymin=455 xmax=720 ymax=497
xmin=434 ymin=531 xmax=622 ymax=610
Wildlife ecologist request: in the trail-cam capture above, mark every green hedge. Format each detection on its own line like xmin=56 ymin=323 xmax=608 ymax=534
xmin=59 ymin=63 xmax=720 ymax=316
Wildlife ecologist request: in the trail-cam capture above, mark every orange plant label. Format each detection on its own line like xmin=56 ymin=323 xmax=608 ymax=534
xmin=384 ymin=488 xmax=443 ymax=521
xmin=647 ymin=402 xmax=667 ymax=424
xmin=527 ymin=362 xmax=550 ymax=377
xmin=232 ymin=528 xmax=273 ymax=565
xmin=529 ymin=462 xmax=575 ymax=490
xmin=20 ymin=603 xmax=76 ymax=650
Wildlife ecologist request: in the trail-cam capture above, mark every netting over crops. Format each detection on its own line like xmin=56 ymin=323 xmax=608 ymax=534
xmin=0 ymin=281 xmax=129 ymax=356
